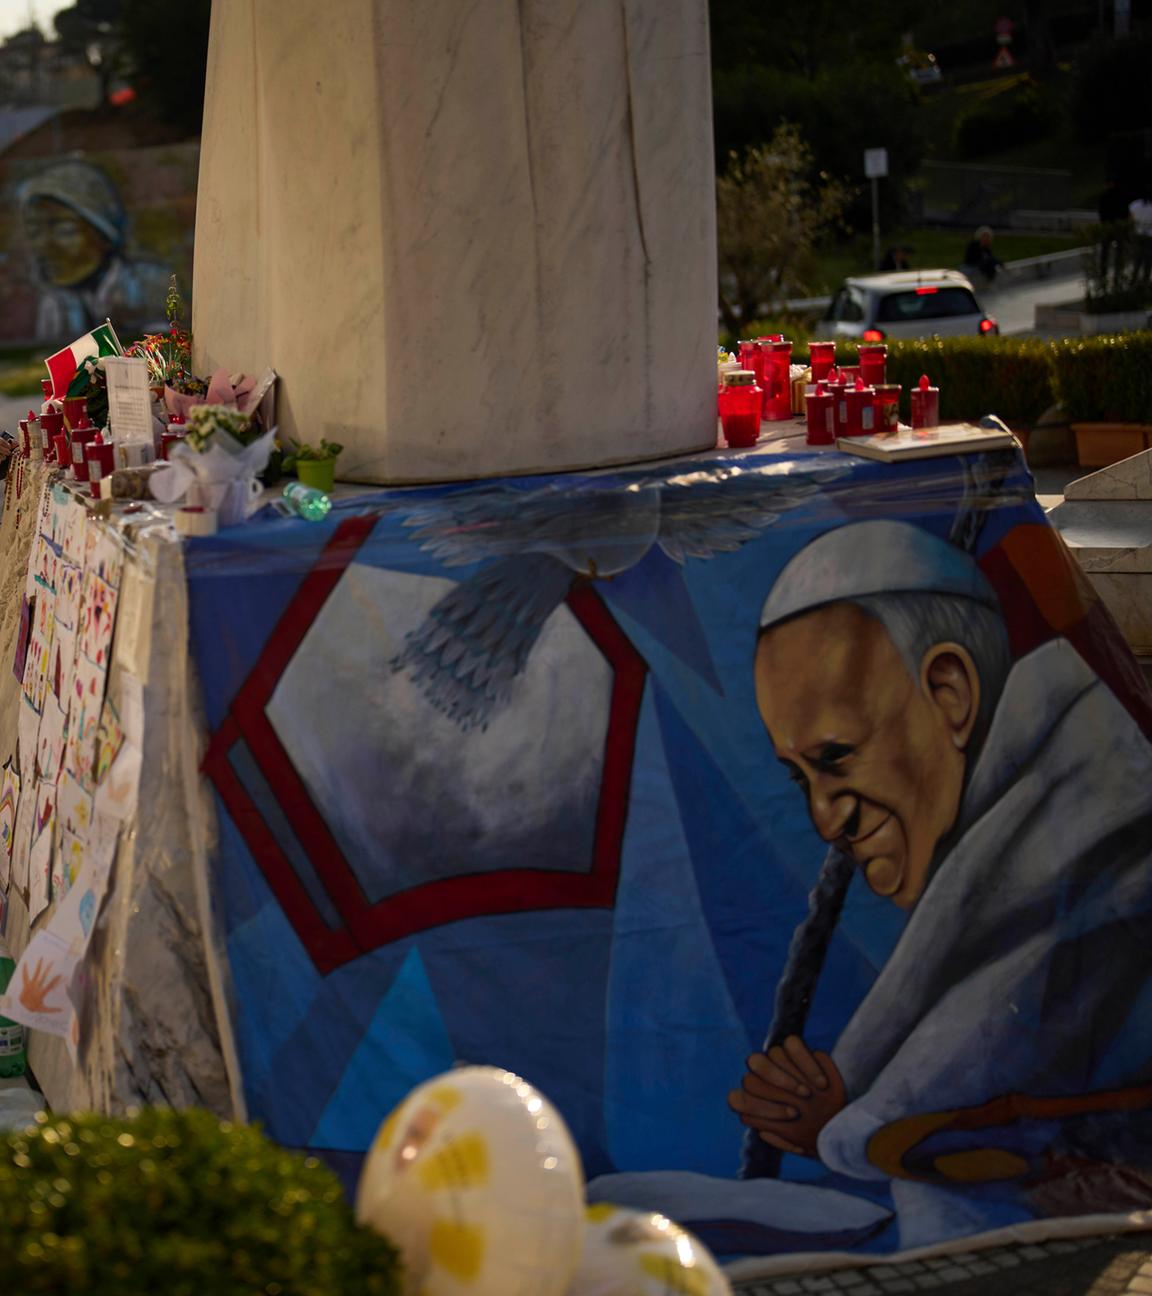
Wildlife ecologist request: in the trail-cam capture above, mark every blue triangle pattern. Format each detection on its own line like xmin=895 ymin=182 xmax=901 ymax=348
xmin=603 ymin=548 xmax=721 ymax=689
xmin=604 ymin=685 xmax=749 ymax=1178
xmin=309 ymin=945 xmax=457 ymax=1150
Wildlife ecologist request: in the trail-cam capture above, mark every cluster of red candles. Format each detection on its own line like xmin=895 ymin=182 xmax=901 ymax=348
xmin=21 ymin=379 xmax=113 ymax=498
xmin=18 ymin=380 xmax=187 ymax=500
xmin=720 ymin=340 xmax=940 ymax=451
xmin=717 ymin=334 xmax=795 ymax=448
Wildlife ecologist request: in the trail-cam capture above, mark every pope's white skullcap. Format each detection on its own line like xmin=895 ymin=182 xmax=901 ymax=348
xmin=759 ymin=520 xmax=998 ymax=631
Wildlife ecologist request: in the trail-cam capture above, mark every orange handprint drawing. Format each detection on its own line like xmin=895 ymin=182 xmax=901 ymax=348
xmin=19 ymin=958 xmax=62 ymax=1013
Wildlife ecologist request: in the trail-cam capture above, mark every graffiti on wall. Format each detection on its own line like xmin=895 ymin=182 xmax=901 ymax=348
xmin=0 ymin=145 xmax=198 ymax=344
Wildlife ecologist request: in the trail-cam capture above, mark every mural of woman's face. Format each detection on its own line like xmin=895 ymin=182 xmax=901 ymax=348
xmin=24 ymin=197 xmax=111 ymax=287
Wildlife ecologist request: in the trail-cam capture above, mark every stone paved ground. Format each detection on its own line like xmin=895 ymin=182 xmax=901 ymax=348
xmin=732 ymin=1235 xmax=1152 ymax=1296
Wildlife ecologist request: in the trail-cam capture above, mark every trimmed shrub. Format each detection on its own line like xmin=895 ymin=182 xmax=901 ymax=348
xmin=0 ymin=1108 xmax=402 ymax=1296
xmin=953 ymin=78 xmax=1060 ymax=159
xmin=715 ymin=331 xmax=1152 ymax=428
xmin=845 ymin=336 xmax=1056 ymax=426
xmin=1049 ymin=333 xmax=1152 ymax=424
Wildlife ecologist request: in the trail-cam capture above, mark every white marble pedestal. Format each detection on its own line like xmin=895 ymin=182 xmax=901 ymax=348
xmin=192 ymin=0 xmax=717 ymax=485
xmin=1048 ymin=450 xmax=1152 ymax=657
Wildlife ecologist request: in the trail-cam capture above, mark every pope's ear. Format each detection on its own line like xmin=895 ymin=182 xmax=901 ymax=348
xmin=920 ymin=643 xmax=980 ymax=750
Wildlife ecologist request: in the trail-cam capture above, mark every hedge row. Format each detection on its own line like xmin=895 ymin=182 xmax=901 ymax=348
xmin=724 ymin=332 xmax=1152 ymax=426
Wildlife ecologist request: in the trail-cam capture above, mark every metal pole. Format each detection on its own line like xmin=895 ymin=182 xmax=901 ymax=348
xmin=871 ymin=177 xmax=880 ymax=272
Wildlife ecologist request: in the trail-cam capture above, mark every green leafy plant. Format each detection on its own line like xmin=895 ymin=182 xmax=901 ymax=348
xmin=952 ymin=76 xmax=1060 ymax=160
xmin=0 ymin=1108 xmax=402 ymax=1295
xmin=716 ymin=124 xmax=852 ymax=336
xmin=185 ymin=404 xmax=258 ymax=451
xmin=873 ymin=337 xmax=1056 ymax=426
xmin=282 ymin=439 xmax=344 ymax=473
xmin=1081 ymin=224 xmax=1152 ymax=314
xmin=1049 ymin=333 xmax=1152 ymax=425
xmin=65 ymin=355 xmax=109 ymax=429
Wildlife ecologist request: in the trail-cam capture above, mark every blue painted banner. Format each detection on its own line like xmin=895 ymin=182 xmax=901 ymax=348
xmin=184 ymin=442 xmax=1152 ymax=1259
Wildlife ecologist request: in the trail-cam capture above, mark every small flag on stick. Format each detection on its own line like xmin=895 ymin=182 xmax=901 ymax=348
xmin=44 ymin=320 xmax=123 ymax=400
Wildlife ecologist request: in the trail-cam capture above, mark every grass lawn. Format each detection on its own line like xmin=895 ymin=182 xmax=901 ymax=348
xmin=0 ymin=348 xmax=48 ymax=399
xmin=809 ymin=226 xmax=1083 ymax=295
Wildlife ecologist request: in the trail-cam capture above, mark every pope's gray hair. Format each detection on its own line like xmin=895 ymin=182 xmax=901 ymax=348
xmin=851 ymin=590 xmax=1011 ymax=759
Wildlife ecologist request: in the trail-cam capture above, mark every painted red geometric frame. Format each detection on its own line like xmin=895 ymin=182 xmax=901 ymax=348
xmin=202 ymin=516 xmax=648 ymax=974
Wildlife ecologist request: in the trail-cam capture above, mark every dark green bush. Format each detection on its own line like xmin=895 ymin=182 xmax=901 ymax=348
xmin=717 ymin=331 xmax=1152 ymax=428
xmin=720 ymin=315 xmax=817 ymax=355
xmin=846 ymin=337 xmax=1056 ymax=425
xmin=1072 ymin=33 xmax=1152 ymax=143
xmin=1049 ymin=333 xmax=1152 ymax=424
xmin=0 ymin=1108 xmax=402 ymax=1296
xmin=1082 ymin=224 xmax=1152 ymax=313
xmin=953 ymin=78 xmax=1060 ymax=159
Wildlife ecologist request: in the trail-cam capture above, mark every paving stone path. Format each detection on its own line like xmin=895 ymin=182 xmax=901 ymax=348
xmin=733 ymin=1234 xmax=1152 ymax=1296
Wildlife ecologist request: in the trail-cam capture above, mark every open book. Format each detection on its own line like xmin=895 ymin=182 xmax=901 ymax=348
xmin=837 ymin=423 xmax=1017 ymax=462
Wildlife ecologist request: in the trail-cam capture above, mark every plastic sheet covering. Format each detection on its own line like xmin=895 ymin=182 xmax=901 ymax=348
xmin=0 ymin=461 xmax=234 ymax=1120
xmin=183 ymin=434 xmax=1152 ymax=1266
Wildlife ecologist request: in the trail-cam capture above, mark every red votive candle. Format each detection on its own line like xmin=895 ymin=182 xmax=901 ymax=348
xmin=70 ymin=414 xmax=97 ymax=482
xmin=910 ymin=374 xmax=940 ymax=429
xmin=719 ymin=370 xmax=763 ymax=447
xmin=874 ymin=383 xmax=901 ymax=432
xmin=762 ymin=340 xmax=794 ymax=421
xmin=85 ymin=432 xmax=115 ymax=497
xmin=805 ymin=387 xmax=835 ymax=445
xmin=808 ymin=341 xmax=836 ymax=383
xmin=843 ymin=384 xmax=877 ymax=437
xmin=858 ymin=343 xmax=887 ymax=387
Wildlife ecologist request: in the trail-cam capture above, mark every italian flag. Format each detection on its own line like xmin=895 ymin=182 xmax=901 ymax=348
xmin=44 ymin=321 xmax=124 ymax=399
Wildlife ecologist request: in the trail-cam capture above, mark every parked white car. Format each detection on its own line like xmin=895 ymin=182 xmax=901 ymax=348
xmin=823 ymin=270 xmax=999 ymax=341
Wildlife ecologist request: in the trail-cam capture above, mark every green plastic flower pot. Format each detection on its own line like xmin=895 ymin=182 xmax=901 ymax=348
xmin=296 ymin=457 xmax=337 ymax=492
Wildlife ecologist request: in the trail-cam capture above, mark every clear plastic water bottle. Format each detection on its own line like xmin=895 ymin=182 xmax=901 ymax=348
xmin=0 ymin=940 xmax=26 ymax=1079
xmin=282 ymin=481 xmax=332 ymax=522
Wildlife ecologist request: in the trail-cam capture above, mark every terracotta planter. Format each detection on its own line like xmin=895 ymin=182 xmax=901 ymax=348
xmin=296 ymin=457 xmax=337 ymax=492
xmin=1070 ymin=423 xmax=1152 ymax=469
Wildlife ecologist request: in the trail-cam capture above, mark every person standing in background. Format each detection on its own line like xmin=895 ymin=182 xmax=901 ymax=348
xmin=961 ymin=226 xmax=1003 ymax=286
xmin=1129 ymin=181 xmax=1152 ymax=285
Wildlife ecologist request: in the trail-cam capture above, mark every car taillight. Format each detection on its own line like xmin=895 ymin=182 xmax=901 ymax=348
xmin=979 ymin=317 xmax=998 ymax=334
xmin=915 ymin=286 xmax=938 ymax=295
xmin=862 ymin=328 xmax=885 ymax=341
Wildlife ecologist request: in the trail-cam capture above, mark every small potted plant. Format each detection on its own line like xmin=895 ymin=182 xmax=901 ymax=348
xmin=284 ymin=438 xmax=344 ymax=493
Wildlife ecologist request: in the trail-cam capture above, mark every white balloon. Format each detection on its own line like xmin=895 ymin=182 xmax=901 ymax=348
xmin=356 ymin=1066 xmax=585 ymax=1296
xmin=570 ymin=1204 xmax=732 ymax=1296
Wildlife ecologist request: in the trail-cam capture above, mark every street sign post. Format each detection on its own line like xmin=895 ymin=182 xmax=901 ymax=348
xmin=864 ymin=149 xmax=888 ymax=272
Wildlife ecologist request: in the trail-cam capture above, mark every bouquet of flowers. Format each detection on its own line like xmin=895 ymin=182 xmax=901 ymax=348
xmin=151 ymin=403 xmax=278 ymax=527
xmin=124 ymin=277 xmax=205 ymax=395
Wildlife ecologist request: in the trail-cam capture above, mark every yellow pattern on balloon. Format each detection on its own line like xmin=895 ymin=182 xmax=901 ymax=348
xmin=429 ymin=1218 xmax=486 ymax=1282
xmin=426 ymin=1084 xmax=463 ymax=1111
xmin=373 ymin=1105 xmax=401 ymax=1153
xmin=416 ymin=1133 xmax=491 ymax=1191
xmin=585 ymin=1202 xmax=619 ymax=1223
xmin=639 ymin=1252 xmax=711 ymax=1296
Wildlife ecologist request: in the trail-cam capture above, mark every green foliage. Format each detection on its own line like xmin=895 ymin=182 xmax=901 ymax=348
xmin=952 ymin=76 xmax=1060 ymax=159
xmin=185 ymin=404 xmax=256 ymax=451
xmin=877 ymin=337 xmax=1055 ymax=424
xmin=1082 ymin=224 xmax=1152 ymax=314
xmin=1049 ymin=333 xmax=1152 ymax=425
xmin=717 ymin=125 xmax=851 ymax=335
xmin=117 ymin=0 xmax=210 ymax=136
xmin=0 ymin=1108 xmax=401 ymax=1296
xmin=282 ymin=439 xmax=344 ymax=473
xmin=710 ymin=0 xmax=928 ymax=232
xmin=719 ymin=316 xmax=817 ymax=354
xmin=1071 ymin=33 xmax=1152 ymax=143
